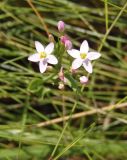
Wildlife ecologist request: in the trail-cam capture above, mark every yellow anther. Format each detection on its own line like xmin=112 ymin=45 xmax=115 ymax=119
xmin=39 ymin=52 xmax=46 ymax=58
xmin=80 ymin=53 xmax=86 ymax=59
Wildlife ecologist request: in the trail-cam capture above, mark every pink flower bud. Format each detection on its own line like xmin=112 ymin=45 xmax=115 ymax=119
xmin=65 ymin=40 xmax=72 ymax=50
xmin=80 ymin=76 xmax=88 ymax=84
xmin=58 ymin=67 xmax=64 ymax=81
xmin=70 ymin=68 xmax=77 ymax=74
xmin=58 ymin=67 xmax=67 ymax=83
xmin=58 ymin=21 xmax=65 ymax=32
xmin=60 ymin=35 xmax=69 ymax=44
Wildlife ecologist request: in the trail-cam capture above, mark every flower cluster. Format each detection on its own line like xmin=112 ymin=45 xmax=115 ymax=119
xmin=28 ymin=21 xmax=101 ymax=89
xmin=58 ymin=21 xmax=72 ymax=50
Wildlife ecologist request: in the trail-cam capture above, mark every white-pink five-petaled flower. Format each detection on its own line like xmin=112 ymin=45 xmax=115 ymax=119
xmin=28 ymin=41 xmax=58 ymax=73
xmin=67 ymin=40 xmax=101 ymax=73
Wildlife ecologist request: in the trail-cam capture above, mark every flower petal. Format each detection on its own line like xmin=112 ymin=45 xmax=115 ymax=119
xmin=35 ymin=41 xmax=44 ymax=53
xmin=45 ymin=42 xmax=54 ymax=55
xmin=39 ymin=59 xmax=47 ymax=73
xmin=47 ymin=55 xmax=58 ymax=64
xmin=87 ymin=52 xmax=101 ymax=60
xmin=67 ymin=49 xmax=80 ymax=58
xmin=28 ymin=53 xmax=40 ymax=62
xmin=83 ymin=59 xmax=92 ymax=73
xmin=72 ymin=58 xmax=83 ymax=70
xmin=80 ymin=40 xmax=89 ymax=54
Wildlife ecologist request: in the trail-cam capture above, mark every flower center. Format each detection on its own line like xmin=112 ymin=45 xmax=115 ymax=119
xmin=39 ymin=52 xmax=46 ymax=58
xmin=80 ymin=53 xmax=87 ymax=59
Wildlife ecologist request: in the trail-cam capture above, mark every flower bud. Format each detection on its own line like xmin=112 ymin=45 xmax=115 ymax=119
xmin=65 ymin=40 xmax=72 ymax=50
xmin=60 ymin=35 xmax=69 ymax=44
xmin=58 ymin=67 xmax=67 ymax=83
xmin=58 ymin=83 xmax=65 ymax=90
xmin=48 ymin=34 xmax=55 ymax=43
xmin=70 ymin=68 xmax=77 ymax=74
xmin=58 ymin=67 xmax=64 ymax=80
xmin=58 ymin=21 xmax=65 ymax=32
xmin=79 ymin=76 xmax=88 ymax=84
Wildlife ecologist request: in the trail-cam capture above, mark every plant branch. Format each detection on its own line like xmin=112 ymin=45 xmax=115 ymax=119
xmin=37 ymin=102 xmax=127 ymax=127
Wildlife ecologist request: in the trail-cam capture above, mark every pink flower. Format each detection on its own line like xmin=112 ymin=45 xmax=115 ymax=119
xmin=28 ymin=41 xmax=58 ymax=73
xmin=67 ymin=40 xmax=101 ymax=73
xmin=58 ymin=21 xmax=65 ymax=32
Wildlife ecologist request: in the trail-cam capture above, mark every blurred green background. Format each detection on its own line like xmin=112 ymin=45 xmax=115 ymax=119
xmin=0 ymin=0 xmax=127 ymax=159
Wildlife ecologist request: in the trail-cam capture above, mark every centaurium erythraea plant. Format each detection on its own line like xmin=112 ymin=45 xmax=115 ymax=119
xmin=28 ymin=41 xmax=58 ymax=73
xmin=67 ymin=40 xmax=101 ymax=73
xmin=28 ymin=20 xmax=101 ymax=88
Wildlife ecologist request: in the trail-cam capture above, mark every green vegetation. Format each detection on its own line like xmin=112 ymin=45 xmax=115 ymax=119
xmin=0 ymin=0 xmax=127 ymax=159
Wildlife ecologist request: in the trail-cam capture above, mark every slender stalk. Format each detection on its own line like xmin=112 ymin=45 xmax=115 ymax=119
xmin=50 ymin=97 xmax=78 ymax=158
xmin=105 ymin=0 xmax=108 ymax=31
xmin=53 ymin=135 xmax=83 ymax=160
xmin=17 ymin=98 xmax=29 ymax=159
xmin=27 ymin=0 xmax=50 ymax=37
xmin=37 ymin=102 xmax=127 ymax=127
xmin=98 ymin=1 xmax=127 ymax=52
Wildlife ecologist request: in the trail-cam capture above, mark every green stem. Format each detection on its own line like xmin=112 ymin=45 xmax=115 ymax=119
xmin=105 ymin=0 xmax=108 ymax=31
xmin=98 ymin=1 xmax=127 ymax=52
xmin=51 ymin=91 xmax=78 ymax=158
